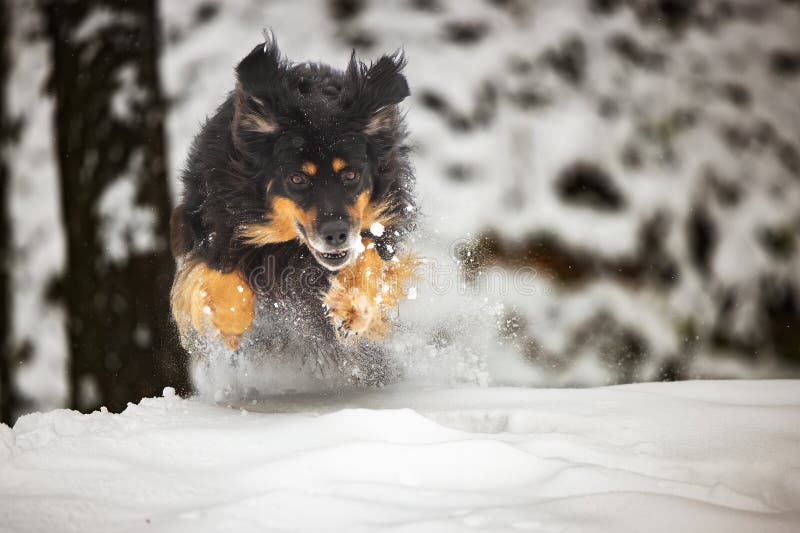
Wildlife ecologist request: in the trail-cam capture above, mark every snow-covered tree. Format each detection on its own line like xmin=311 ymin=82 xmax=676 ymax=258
xmin=41 ymin=0 xmax=187 ymax=412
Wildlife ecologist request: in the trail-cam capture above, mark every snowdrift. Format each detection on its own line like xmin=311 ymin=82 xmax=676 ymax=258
xmin=1 ymin=380 xmax=799 ymax=532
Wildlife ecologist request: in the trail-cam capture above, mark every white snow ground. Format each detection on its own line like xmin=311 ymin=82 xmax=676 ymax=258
xmin=1 ymin=380 xmax=799 ymax=533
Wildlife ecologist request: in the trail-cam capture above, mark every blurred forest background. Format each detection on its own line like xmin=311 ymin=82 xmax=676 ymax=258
xmin=1 ymin=0 xmax=799 ymax=423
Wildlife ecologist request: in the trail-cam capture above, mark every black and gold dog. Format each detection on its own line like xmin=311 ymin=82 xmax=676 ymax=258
xmin=169 ymin=34 xmax=417 ymax=383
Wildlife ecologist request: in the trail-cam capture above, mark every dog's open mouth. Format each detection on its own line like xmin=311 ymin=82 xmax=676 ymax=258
xmin=307 ymin=244 xmax=352 ymax=270
xmin=320 ymin=250 xmax=347 ymax=261
xmin=295 ymin=222 xmax=354 ymax=270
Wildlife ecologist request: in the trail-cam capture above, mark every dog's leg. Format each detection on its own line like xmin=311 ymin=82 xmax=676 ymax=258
xmin=322 ymin=244 xmax=417 ymax=340
xmin=171 ymin=259 xmax=255 ymax=349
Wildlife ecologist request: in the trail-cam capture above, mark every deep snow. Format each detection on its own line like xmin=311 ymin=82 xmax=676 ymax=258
xmin=1 ymin=380 xmax=799 ymax=533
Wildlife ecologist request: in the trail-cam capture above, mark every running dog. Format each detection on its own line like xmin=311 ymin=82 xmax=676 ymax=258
xmin=169 ymin=33 xmax=417 ymax=382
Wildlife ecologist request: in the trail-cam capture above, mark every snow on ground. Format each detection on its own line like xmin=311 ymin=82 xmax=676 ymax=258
xmin=1 ymin=380 xmax=799 ymax=533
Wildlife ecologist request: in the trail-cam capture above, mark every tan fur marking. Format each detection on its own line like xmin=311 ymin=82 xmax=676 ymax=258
xmin=240 ymin=113 xmax=278 ymax=134
xmin=365 ymin=105 xmax=398 ymax=135
xmin=348 ymin=191 xmax=371 ymax=223
xmin=238 ymin=197 xmax=316 ymax=246
xmin=302 ymin=161 xmax=317 ymax=176
xmin=322 ymin=240 xmax=419 ymax=340
xmin=332 ymin=157 xmax=346 ymax=173
xmin=171 ymin=260 xmax=255 ymax=349
xmin=360 ymin=200 xmax=402 ymax=231
xmin=233 ymin=84 xmax=278 ymax=134
xmin=347 ymin=192 xmax=403 ymax=233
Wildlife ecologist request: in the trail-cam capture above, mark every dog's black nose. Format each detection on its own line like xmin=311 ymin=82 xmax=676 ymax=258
xmin=320 ymin=220 xmax=349 ymax=247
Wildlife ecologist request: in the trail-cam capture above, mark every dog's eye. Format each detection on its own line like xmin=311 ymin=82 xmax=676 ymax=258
xmin=288 ymin=172 xmax=309 ymax=187
xmin=341 ymin=170 xmax=359 ymax=182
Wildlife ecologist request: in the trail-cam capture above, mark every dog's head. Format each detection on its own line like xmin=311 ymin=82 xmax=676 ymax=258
xmin=233 ymin=34 xmax=409 ymax=271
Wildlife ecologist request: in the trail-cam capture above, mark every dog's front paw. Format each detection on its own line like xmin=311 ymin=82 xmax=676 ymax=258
xmin=323 ymin=290 xmax=386 ymax=340
xmin=171 ymin=261 xmax=255 ymax=349
xmin=321 ymin=245 xmax=419 ymax=341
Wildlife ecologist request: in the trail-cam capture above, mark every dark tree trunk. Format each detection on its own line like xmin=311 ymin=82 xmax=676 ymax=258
xmin=42 ymin=0 xmax=188 ymax=412
xmin=0 ymin=0 xmax=13 ymax=424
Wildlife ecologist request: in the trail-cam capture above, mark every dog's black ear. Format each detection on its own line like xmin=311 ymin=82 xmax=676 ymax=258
xmin=233 ymin=32 xmax=289 ymax=135
xmin=344 ymin=51 xmax=409 ymax=135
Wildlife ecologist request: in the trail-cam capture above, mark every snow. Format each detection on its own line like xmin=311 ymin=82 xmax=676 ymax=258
xmin=1 ymin=380 xmax=799 ymax=532
xmin=72 ymin=7 xmax=139 ymax=42
xmin=370 ymin=221 xmax=386 ymax=237
xmin=110 ymin=65 xmax=148 ymax=122
xmin=96 ymin=151 xmax=159 ymax=264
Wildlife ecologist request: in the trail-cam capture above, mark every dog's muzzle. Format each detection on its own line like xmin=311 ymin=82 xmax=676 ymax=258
xmin=298 ymin=220 xmax=360 ymax=271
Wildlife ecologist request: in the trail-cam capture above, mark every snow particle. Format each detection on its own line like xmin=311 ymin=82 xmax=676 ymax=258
xmin=370 ymin=222 xmax=385 ymax=237
xmin=354 ymin=238 xmax=366 ymax=255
